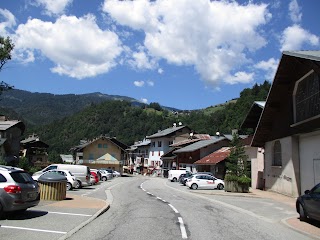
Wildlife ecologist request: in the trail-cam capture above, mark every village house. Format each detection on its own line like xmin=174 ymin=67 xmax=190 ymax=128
xmin=0 ymin=116 xmax=25 ymax=165
xmin=20 ymin=133 xmax=49 ymax=168
xmin=173 ymin=136 xmax=230 ymax=174
xmin=70 ymin=136 xmax=128 ymax=172
xmin=251 ymin=50 xmax=320 ymax=197
xmin=126 ymin=138 xmax=150 ymax=174
xmin=146 ymin=124 xmax=192 ymax=175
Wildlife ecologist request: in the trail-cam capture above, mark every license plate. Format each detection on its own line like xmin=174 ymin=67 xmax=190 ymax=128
xmin=28 ymin=192 xmax=37 ymax=199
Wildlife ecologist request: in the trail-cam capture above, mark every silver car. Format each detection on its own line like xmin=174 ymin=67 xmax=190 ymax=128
xmin=0 ymin=165 xmax=40 ymax=218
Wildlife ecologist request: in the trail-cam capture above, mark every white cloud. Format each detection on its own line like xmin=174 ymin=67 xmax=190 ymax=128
xmin=13 ymin=14 xmax=123 ymax=79
xmin=147 ymin=80 xmax=154 ymax=86
xmin=255 ymin=58 xmax=279 ymax=81
xmin=280 ymin=24 xmax=319 ymax=51
xmin=103 ymin=0 xmax=271 ymax=86
xmin=158 ymin=68 xmax=163 ymax=74
xmin=128 ymin=50 xmax=156 ymax=70
xmin=0 ymin=9 xmax=16 ymax=36
xmin=140 ymin=98 xmax=148 ymax=104
xmin=289 ymin=0 xmax=302 ymax=23
xmin=225 ymin=72 xmax=254 ymax=85
xmin=34 ymin=0 xmax=73 ymax=16
xmin=134 ymin=81 xmax=145 ymax=87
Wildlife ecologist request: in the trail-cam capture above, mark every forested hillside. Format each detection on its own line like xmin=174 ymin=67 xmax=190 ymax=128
xmin=23 ymin=81 xmax=271 ymax=155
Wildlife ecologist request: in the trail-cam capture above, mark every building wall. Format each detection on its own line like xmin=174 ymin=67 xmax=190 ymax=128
xmin=246 ymin=146 xmax=264 ymax=189
xmin=264 ymin=136 xmax=300 ymax=197
xmin=83 ymin=138 xmax=121 ymax=163
xmin=299 ymin=130 xmax=320 ymax=193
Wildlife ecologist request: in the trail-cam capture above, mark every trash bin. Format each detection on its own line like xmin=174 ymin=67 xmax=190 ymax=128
xmin=38 ymin=172 xmax=67 ymax=201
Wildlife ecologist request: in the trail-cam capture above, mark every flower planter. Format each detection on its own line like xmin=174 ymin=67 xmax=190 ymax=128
xmin=225 ymin=180 xmax=249 ymax=193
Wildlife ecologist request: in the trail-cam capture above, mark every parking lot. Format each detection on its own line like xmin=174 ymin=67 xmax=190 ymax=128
xmin=0 ymin=181 xmax=109 ymax=240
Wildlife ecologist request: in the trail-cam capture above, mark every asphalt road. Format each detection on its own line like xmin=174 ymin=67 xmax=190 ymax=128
xmin=68 ymin=176 xmax=312 ymax=240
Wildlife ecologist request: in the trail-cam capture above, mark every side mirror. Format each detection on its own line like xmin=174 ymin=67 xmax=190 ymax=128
xmin=304 ymin=190 xmax=310 ymax=194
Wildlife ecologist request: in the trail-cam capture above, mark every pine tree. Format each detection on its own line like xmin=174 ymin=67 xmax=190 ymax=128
xmin=225 ymin=132 xmax=250 ymax=184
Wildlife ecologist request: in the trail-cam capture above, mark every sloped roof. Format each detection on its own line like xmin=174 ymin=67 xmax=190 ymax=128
xmin=147 ymin=125 xmax=190 ymax=139
xmin=71 ymin=136 xmax=128 ymax=152
xmin=173 ymin=137 xmax=226 ymax=153
xmin=0 ymin=120 xmax=25 ymax=134
xmin=194 ymin=147 xmax=230 ymax=165
xmin=241 ymin=101 xmax=265 ymax=129
xmin=252 ymin=50 xmax=320 ymax=147
xmin=161 ymin=148 xmax=176 ymax=160
xmin=170 ymin=134 xmax=211 ymax=147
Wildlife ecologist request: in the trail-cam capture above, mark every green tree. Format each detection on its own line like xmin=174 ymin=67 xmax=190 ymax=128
xmin=225 ymin=132 xmax=251 ymax=184
xmin=18 ymin=157 xmax=30 ymax=172
xmin=0 ymin=36 xmax=14 ymax=95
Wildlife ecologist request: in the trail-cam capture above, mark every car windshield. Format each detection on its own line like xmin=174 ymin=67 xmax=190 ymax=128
xmin=10 ymin=171 xmax=34 ymax=183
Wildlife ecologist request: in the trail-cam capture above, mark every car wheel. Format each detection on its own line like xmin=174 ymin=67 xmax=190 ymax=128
xmin=172 ymin=177 xmax=177 ymax=182
xmin=191 ymin=183 xmax=198 ymax=190
xmin=74 ymin=180 xmax=81 ymax=189
xmin=102 ymin=176 xmax=107 ymax=181
xmin=66 ymin=182 xmax=72 ymax=191
xmin=299 ymin=203 xmax=307 ymax=221
xmin=217 ymin=183 xmax=224 ymax=190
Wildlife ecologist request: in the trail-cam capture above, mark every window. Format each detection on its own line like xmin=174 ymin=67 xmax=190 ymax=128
xmin=169 ymin=140 xmax=173 ymax=145
xmin=151 ymin=142 xmax=155 ymax=147
xmin=98 ymin=144 xmax=102 ymax=148
xmin=0 ymin=174 xmax=6 ymax=182
xmin=89 ymin=153 xmax=94 ymax=160
xmin=294 ymin=71 xmax=320 ymax=123
xmin=103 ymin=144 xmax=108 ymax=148
xmin=158 ymin=141 xmax=162 ymax=147
xmin=272 ymin=140 xmax=282 ymax=166
xmin=152 ymin=151 xmax=154 ymax=156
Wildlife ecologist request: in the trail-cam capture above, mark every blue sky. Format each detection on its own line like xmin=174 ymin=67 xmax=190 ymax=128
xmin=0 ymin=0 xmax=319 ymax=110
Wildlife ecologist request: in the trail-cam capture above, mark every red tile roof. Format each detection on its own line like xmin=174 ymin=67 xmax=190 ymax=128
xmin=194 ymin=147 xmax=230 ymax=165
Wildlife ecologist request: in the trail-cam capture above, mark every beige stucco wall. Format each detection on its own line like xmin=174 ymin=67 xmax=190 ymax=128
xmin=246 ymin=147 xmax=264 ymax=189
xmin=299 ymin=131 xmax=320 ymax=193
xmin=264 ymin=136 xmax=300 ymax=197
xmin=83 ymin=138 xmax=121 ymax=163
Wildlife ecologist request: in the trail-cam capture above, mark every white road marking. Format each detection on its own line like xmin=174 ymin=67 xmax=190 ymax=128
xmin=157 ymin=197 xmax=162 ymax=200
xmin=48 ymin=211 xmax=92 ymax=217
xmin=168 ymin=204 xmax=179 ymax=213
xmin=1 ymin=225 xmax=67 ymax=234
xmin=178 ymin=217 xmax=188 ymax=239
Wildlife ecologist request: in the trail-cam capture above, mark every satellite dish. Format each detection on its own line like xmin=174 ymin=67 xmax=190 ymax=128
xmin=216 ymin=132 xmax=220 ymax=136
xmin=189 ymin=132 xmax=194 ymax=137
xmin=178 ymin=122 xmax=182 ymax=126
xmin=173 ymin=123 xmax=177 ymax=127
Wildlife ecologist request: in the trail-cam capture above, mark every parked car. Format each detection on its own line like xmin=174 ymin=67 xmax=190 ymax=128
xmin=99 ymin=170 xmax=113 ymax=181
xmin=113 ymin=170 xmax=121 ymax=177
xmin=186 ymin=174 xmax=224 ymax=190
xmin=33 ymin=164 xmax=91 ymax=188
xmin=32 ymin=169 xmax=77 ymax=190
xmin=0 ymin=165 xmax=40 ymax=218
xmin=168 ymin=170 xmax=191 ymax=182
xmin=296 ymin=183 xmax=320 ymax=222
xmin=90 ymin=171 xmax=99 ymax=184
xmin=179 ymin=172 xmax=193 ymax=185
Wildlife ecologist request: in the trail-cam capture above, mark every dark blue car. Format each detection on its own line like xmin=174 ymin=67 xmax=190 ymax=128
xmin=296 ymin=183 xmax=320 ymax=222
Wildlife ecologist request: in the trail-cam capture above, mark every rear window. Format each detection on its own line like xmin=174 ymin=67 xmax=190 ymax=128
xmin=10 ymin=171 xmax=34 ymax=183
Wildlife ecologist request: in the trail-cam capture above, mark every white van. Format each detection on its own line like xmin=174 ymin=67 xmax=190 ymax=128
xmin=33 ymin=164 xmax=91 ymax=188
xmin=168 ymin=169 xmax=190 ymax=182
